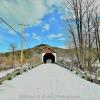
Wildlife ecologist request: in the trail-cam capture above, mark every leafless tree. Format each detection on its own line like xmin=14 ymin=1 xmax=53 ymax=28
xmin=92 ymin=8 xmax=100 ymax=62
xmin=64 ymin=0 xmax=99 ymax=71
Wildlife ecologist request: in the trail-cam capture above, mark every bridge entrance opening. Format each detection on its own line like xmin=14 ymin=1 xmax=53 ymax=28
xmin=43 ymin=53 xmax=55 ymax=63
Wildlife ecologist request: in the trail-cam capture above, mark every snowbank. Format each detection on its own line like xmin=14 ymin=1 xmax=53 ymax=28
xmin=0 ymin=68 xmax=15 ymax=78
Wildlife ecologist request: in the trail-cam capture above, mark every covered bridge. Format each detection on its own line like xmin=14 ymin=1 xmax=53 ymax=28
xmin=41 ymin=47 xmax=56 ymax=63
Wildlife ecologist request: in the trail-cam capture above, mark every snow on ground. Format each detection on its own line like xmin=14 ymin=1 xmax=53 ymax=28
xmin=0 ymin=64 xmax=100 ymax=100
xmin=0 ymin=68 xmax=15 ymax=78
xmin=0 ymin=63 xmax=30 ymax=79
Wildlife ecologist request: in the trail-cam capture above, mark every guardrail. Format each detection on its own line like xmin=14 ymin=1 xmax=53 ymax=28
xmin=56 ymin=61 xmax=100 ymax=84
xmin=57 ymin=62 xmax=86 ymax=77
xmin=0 ymin=62 xmax=42 ymax=85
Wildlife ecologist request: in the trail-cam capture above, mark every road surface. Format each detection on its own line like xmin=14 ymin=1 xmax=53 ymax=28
xmin=0 ymin=64 xmax=100 ymax=100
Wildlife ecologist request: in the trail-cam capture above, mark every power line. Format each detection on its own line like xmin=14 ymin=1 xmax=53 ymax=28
xmin=0 ymin=17 xmax=30 ymax=48
xmin=0 ymin=17 xmax=21 ymax=37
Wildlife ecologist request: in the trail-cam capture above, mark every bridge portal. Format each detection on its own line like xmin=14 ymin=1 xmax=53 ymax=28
xmin=43 ymin=53 xmax=55 ymax=63
xmin=41 ymin=47 xmax=56 ymax=63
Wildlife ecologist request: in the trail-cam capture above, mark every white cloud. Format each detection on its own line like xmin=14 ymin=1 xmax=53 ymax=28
xmin=59 ymin=45 xmax=66 ymax=49
xmin=48 ymin=33 xmax=64 ymax=39
xmin=0 ymin=0 xmax=63 ymax=30
xmin=60 ymin=15 xmax=71 ymax=21
xmin=59 ymin=37 xmax=66 ymax=41
xmin=50 ymin=17 xmax=56 ymax=22
xmin=42 ymin=24 xmax=50 ymax=31
xmin=44 ymin=0 xmax=63 ymax=7
xmin=0 ymin=0 xmax=47 ymax=29
xmin=32 ymin=33 xmax=42 ymax=41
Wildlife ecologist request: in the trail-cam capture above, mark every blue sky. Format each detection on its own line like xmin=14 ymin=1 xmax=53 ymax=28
xmin=0 ymin=0 xmax=68 ymax=52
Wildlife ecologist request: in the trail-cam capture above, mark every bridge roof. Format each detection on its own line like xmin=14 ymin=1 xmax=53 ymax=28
xmin=42 ymin=47 xmax=56 ymax=53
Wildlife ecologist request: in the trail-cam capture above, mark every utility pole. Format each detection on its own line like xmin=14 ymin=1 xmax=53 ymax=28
xmin=10 ymin=43 xmax=16 ymax=68
xmin=18 ymin=23 xmax=28 ymax=63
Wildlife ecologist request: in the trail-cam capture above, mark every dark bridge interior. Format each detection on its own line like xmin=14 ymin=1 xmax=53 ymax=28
xmin=43 ymin=53 xmax=55 ymax=63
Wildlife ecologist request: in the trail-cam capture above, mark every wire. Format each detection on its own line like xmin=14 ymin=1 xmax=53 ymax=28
xmin=0 ymin=17 xmax=21 ymax=36
xmin=0 ymin=17 xmax=30 ymax=48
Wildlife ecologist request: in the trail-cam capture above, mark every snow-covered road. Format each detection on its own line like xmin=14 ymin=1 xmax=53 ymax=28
xmin=0 ymin=64 xmax=100 ymax=100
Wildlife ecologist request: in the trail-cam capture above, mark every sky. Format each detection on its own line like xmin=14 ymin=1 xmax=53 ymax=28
xmin=0 ymin=0 xmax=100 ymax=53
xmin=0 ymin=0 xmax=68 ymax=52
